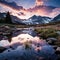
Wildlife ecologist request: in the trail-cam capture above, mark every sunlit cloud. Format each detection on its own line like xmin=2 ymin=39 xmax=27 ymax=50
xmin=0 ymin=0 xmax=60 ymax=19
xmin=0 ymin=0 xmax=24 ymax=10
xmin=49 ymin=8 xmax=60 ymax=18
xmin=35 ymin=0 xmax=44 ymax=6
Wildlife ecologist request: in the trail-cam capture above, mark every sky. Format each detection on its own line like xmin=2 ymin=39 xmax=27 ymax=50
xmin=0 ymin=0 xmax=60 ymax=19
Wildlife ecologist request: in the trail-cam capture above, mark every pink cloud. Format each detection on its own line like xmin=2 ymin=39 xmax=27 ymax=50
xmin=35 ymin=0 xmax=44 ymax=6
xmin=0 ymin=0 xmax=60 ymax=19
xmin=49 ymin=8 xmax=60 ymax=18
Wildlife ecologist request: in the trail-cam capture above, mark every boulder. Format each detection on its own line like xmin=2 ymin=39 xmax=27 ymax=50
xmin=55 ymin=47 xmax=60 ymax=54
xmin=47 ymin=38 xmax=57 ymax=45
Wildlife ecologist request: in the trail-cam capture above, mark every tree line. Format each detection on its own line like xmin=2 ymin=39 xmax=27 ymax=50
xmin=0 ymin=12 xmax=12 ymax=24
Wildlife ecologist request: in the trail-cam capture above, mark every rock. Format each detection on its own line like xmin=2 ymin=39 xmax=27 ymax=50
xmin=57 ymin=54 xmax=60 ymax=60
xmin=56 ymin=47 xmax=60 ymax=51
xmin=52 ymin=46 xmax=57 ymax=50
xmin=0 ymin=47 xmax=7 ymax=53
xmin=0 ymin=40 xmax=10 ymax=47
xmin=47 ymin=38 xmax=57 ymax=41
xmin=47 ymin=38 xmax=57 ymax=45
xmin=55 ymin=47 xmax=60 ymax=54
xmin=56 ymin=31 xmax=60 ymax=35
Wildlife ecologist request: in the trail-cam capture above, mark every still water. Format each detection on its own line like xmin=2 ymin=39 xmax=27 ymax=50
xmin=0 ymin=27 xmax=57 ymax=60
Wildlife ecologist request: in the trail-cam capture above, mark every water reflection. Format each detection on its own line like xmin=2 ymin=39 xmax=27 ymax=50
xmin=12 ymin=28 xmax=37 ymax=37
xmin=0 ymin=27 xmax=57 ymax=60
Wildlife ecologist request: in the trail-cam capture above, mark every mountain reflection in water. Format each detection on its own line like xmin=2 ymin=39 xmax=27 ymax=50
xmin=0 ymin=28 xmax=57 ymax=60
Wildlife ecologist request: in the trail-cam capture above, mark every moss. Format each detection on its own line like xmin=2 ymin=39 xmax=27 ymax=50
xmin=35 ymin=28 xmax=59 ymax=39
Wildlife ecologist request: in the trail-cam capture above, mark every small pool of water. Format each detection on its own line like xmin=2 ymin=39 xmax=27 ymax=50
xmin=0 ymin=28 xmax=57 ymax=60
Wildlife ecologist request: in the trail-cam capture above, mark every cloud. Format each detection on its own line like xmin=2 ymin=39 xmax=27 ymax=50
xmin=0 ymin=0 xmax=28 ymax=19
xmin=0 ymin=0 xmax=25 ymax=10
xmin=0 ymin=0 xmax=60 ymax=19
xmin=35 ymin=0 xmax=44 ymax=6
xmin=28 ymin=5 xmax=56 ymax=17
xmin=17 ymin=12 xmax=26 ymax=16
xmin=49 ymin=8 xmax=60 ymax=17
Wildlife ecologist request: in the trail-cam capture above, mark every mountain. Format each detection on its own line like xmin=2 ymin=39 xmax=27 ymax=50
xmin=0 ymin=12 xmax=25 ymax=24
xmin=51 ymin=14 xmax=60 ymax=22
xmin=22 ymin=15 xmax=52 ymax=25
xmin=0 ymin=13 xmax=52 ymax=25
xmin=11 ymin=15 xmax=24 ymax=24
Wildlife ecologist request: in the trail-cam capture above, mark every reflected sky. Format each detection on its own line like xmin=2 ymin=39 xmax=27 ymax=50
xmin=0 ymin=28 xmax=57 ymax=60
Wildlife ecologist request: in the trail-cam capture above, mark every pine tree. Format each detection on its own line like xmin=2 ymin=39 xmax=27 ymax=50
xmin=5 ymin=12 xmax=12 ymax=24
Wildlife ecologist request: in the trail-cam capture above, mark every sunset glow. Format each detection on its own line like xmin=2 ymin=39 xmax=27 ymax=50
xmin=10 ymin=33 xmax=47 ymax=47
xmin=0 ymin=1 xmax=59 ymax=60
xmin=0 ymin=0 xmax=60 ymax=19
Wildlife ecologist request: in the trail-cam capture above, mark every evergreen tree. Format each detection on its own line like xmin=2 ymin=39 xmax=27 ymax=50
xmin=5 ymin=12 xmax=12 ymax=24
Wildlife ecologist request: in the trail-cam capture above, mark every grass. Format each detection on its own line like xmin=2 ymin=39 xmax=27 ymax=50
xmin=0 ymin=23 xmax=60 ymax=46
xmin=35 ymin=28 xmax=60 ymax=46
xmin=35 ymin=28 xmax=59 ymax=39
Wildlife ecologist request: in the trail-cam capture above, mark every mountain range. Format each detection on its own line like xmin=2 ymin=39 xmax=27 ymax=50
xmin=0 ymin=12 xmax=60 ymax=25
xmin=51 ymin=14 xmax=60 ymax=22
xmin=22 ymin=15 xmax=52 ymax=25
